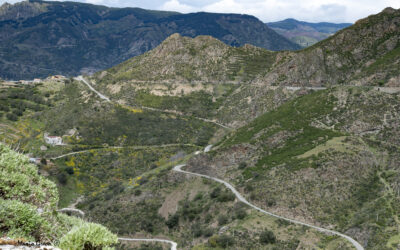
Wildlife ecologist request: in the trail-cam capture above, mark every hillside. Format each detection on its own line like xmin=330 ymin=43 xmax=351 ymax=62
xmin=188 ymin=86 xmax=400 ymax=249
xmin=267 ymin=18 xmax=351 ymax=47
xmin=259 ymin=7 xmax=400 ymax=87
xmin=95 ymin=7 xmax=400 ymax=90
xmin=0 ymin=0 xmax=299 ymax=80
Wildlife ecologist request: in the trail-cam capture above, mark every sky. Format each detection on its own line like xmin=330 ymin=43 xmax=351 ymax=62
xmin=1 ymin=0 xmax=400 ymax=23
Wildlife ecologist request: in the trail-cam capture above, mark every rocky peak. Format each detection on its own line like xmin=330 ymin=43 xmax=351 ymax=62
xmin=382 ymin=7 xmax=397 ymax=14
xmin=152 ymin=33 xmax=228 ymax=59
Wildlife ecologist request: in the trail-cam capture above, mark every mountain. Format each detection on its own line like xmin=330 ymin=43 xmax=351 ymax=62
xmin=1 ymin=6 xmax=400 ymax=250
xmin=95 ymin=7 xmax=400 ymax=95
xmin=267 ymin=18 xmax=352 ymax=47
xmin=259 ymin=7 xmax=400 ymax=87
xmin=0 ymin=0 xmax=299 ymax=80
xmin=95 ymin=33 xmax=277 ymax=85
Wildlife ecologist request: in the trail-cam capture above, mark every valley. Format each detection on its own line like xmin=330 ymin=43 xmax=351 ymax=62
xmin=0 ymin=3 xmax=400 ymax=250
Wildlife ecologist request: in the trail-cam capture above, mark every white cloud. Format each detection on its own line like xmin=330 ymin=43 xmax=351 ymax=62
xmin=1 ymin=0 xmax=400 ymax=23
xmin=159 ymin=0 xmax=195 ymax=13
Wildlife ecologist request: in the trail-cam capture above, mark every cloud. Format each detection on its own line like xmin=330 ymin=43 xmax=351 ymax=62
xmin=159 ymin=0 xmax=195 ymax=13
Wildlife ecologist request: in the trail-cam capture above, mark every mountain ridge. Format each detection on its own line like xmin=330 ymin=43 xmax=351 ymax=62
xmin=95 ymin=7 xmax=400 ymax=88
xmin=0 ymin=0 xmax=299 ymax=80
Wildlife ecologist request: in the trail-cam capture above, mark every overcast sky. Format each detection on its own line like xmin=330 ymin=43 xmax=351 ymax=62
xmin=2 ymin=0 xmax=400 ymax=23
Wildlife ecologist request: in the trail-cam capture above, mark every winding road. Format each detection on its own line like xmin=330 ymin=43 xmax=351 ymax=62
xmin=73 ymin=76 xmax=364 ymax=249
xmin=173 ymin=163 xmax=364 ymax=250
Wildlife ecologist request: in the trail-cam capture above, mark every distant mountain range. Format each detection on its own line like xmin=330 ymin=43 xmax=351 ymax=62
xmin=267 ymin=18 xmax=352 ymax=47
xmin=0 ymin=0 xmax=299 ymax=80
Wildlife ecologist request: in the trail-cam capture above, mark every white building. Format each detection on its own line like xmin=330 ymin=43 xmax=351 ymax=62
xmin=44 ymin=134 xmax=63 ymax=145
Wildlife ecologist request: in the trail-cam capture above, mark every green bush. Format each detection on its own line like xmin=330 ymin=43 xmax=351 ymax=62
xmin=0 ymin=199 xmax=50 ymax=242
xmin=0 ymin=144 xmax=58 ymax=208
xmin=58 ymin=223 xmax=118 ymax=250
xmin=0 ymin=143 xmax=116 ymax=246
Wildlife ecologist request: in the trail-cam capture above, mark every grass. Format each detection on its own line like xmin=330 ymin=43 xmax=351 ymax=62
xmin=297 ymin=136 xmax=362 ymax=158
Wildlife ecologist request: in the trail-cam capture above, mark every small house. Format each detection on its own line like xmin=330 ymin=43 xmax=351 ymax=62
xmin=44 ymin=134 xmax=63 ymax=145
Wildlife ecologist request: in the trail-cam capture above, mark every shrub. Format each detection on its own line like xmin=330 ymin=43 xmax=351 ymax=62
xmin=0 ymin=144 xmax=58 ymax=208
xmin=65 ymin=167 xmax=74 ymax=175
xmin=210 ymin=187 xmax=221 ymax=199
xmin=57 ymin=172 xmax=68 ymax=185
xmin=202 ymin=227 xmax=214 ymax=237
xmin=238 ymin=162 xmax=247 ymax=169
xmin=12 ymin=108 xmax=23 ymax=116
xmin=218 ymin=214 xmax=228 ymax=226
xmin=217 ymin=192 xmax=235 ymax=202
xmin=234 ymin=207 xmax=247 ymax=220
xmin=217 ymin=235 xmax=235 ymax=247
xmin=166 ymin=213 xmax=179 ymax=229
xmin=40 ymin=158 xmax=47 ymax=165
xmin=0 ymin=199 xmax=50 ymax=242
xmin=6 ymin=113 xmax=18 ymax=121
xmin=259 ymin=229 xmax=276 ymax=244
xmin=58 ymin=223 xmax=118 ymax=250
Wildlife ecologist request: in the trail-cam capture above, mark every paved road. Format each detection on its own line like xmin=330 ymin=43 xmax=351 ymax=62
xmin=173 ymin=164 xmax=364 ymax=250
xmin=118 ymin=238 xmax=177 ymax=250
xmin=75 ymin=76 xmax=110 ymax=102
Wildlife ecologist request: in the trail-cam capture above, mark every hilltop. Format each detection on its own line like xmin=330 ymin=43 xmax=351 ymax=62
xmin=0 ymin=0 xmax=298 ymax=80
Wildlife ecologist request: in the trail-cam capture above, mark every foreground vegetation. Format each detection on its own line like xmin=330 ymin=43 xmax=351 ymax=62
xmin=0 ymin=143 xmax=118 ymax=248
